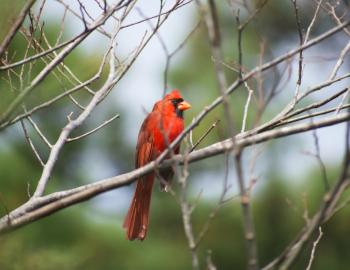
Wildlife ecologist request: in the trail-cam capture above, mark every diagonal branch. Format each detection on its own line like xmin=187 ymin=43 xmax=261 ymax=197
xmin=0 ymin=111 xmax=349 ymax=234
xmin=31 ymin=30 xmax=120 ymax=198
xmin=155 ymin=18 xmax=350 ymax=164
xmin=262 ymin=119 xmax=350 ymax=270
xmin=0 ymin=0 xmax=36 ymax=58
xmin=0 ymin=1 xmax=129 ymax=124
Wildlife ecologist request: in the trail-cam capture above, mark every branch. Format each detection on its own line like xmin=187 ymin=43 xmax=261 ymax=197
xmin=0 ymin=0 xmax=36 ymax=58
xmin=156 ymin=18 xmax=350 ymax=164
xmin=0 ymin=46 xmax=111 ymax=130
xmin=31 ymin=22 xmax=121 ymax=198
xmin=305 ymin=227 xmax=323 ymax=270
xmin=1 ymin=112 xmax=348 ymax=233
xmin=0 ymin=1 xmax=128 ymax=124
xmin=234 ymin=151 xmax=259 ymax=270
xmin=262 ymin=120 xmax=350 ymax=270
xmin=67 ymin=113 xmax=120 ymax=142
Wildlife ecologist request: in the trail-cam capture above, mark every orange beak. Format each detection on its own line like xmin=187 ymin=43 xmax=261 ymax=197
xmin=178 ymin=100 xmax=191 ymax=111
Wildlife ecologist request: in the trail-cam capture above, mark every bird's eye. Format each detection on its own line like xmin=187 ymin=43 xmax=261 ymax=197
xmin=171 ymin=98 xmax=184 ymax=106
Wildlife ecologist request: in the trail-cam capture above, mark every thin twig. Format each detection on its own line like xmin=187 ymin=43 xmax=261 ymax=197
xmin=20 ymin=120 xmax=45 ymax=166
xmin=305 ymin=227 xmax=323 ymax=270
xmin=234 ymin=150 xmax=259 ymax=270
xmin=0 ymin=0 xmax=36 ymax=58
xmin=311 ymin=127 xmax=330 ymax=191
xmin=190 ymin=119 xmax=220 ymax=152
xmin=27 ymin=116 xmax=52 ymax=148
xmin=179 ymin=147 xmax=199 ymax=270
xmin=0 ymin=1 xmax=127 ymax=124
xmin=67 ymin=113 xmax=120 ymax=142
xmin=291 ymin=0 xmax=304 ymax=109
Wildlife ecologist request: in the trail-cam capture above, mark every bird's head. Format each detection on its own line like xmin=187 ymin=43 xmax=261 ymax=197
xmin=154 ymin=89 xmax=191 ymax=118
xmin=163 ymin=89 xmax=191 ymax=118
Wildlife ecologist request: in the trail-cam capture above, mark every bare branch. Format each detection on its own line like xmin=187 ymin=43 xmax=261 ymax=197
xmin=304 ymin=0 xmax=323 ymax=42
xmin=305 ymin=227 xmax=323 ymax=270
xmin=157 ymin=18 xmax=350 ymax=163
xmin=234 ymin=150 xmax=259 ymax=270
xmin=262 ymin=120 xmax=350 ymax=270
xmin=328 ymin=40 xmax=350 ymax=80
xmin=2 ymin=109 xmax=348 ymax=234
xmin=190 ymin=119 xmax=220 ymax=152
xmin=67 ymin=113 xmax=120 ymax=142
xmin=0 ymin=0 xmax=36 ymax=58
xmin=311 ymin=127 xmax=330 ymax=191
xmin=20 ymin=119 xmax=45 ymax=166
xmin=31 ymin=22 xmax=121 ymax=198
xmin=0 ymin=1 xmax=127 ymax=124
xmin=27 ymin=116 xmax=52 ymax=148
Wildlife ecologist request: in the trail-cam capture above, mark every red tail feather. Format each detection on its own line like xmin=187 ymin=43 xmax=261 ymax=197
xmin=123 ymin=176 xmax=154 ymax=241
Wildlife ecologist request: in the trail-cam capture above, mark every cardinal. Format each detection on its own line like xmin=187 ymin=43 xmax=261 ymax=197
xmin=123 ymin=89 xmax=191 ymax=241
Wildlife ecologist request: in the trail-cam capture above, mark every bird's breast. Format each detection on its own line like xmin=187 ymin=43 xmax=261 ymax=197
xmin=153 ymin=116 xmax=184 ymax=152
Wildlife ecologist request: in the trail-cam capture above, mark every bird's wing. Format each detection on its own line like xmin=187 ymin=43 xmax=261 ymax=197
xmin=135 ymin=113 xmax=157 ymax=169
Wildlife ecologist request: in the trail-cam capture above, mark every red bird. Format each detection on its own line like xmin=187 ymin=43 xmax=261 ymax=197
xmin=123 ymin=90 xmax=191 ymax=241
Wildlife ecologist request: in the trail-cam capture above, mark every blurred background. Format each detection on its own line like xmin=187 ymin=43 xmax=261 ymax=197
xmin=0 ymin=1 xmax=350 ymax=269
